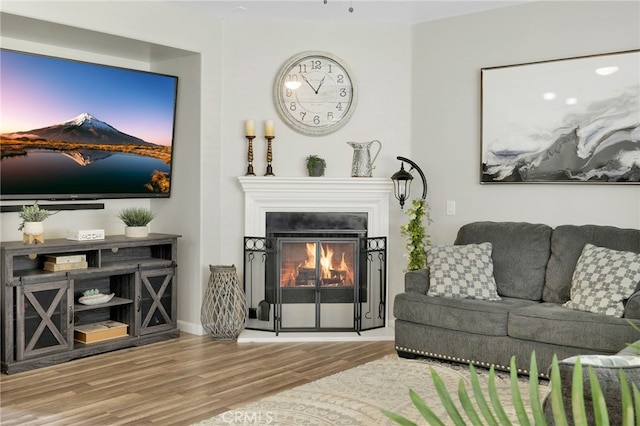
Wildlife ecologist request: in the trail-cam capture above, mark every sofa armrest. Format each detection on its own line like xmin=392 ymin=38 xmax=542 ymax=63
xmin=623 ymin=290 xmax=640 ymax=319
xmin=405 ymin=269 xmax=430 ymax=294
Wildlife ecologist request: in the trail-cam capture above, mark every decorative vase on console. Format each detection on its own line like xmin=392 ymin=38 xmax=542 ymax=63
xmin=201 ymin=264 xmax=247 ymax=341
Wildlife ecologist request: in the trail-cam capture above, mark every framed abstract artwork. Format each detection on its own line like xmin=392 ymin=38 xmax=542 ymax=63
xmin=481 ymin=50 xmax=639 ymax=183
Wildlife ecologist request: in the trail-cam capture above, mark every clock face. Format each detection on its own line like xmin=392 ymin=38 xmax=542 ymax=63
xmin=274 ymin=51 xmax=357 ymax=136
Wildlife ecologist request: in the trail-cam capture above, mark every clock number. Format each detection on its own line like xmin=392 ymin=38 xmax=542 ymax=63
xmin=285 ymin=88 xmax=293 ymax=97
xmin=336 ymin=103 xmax=343 ymax=111
xmin=313 ymin=115 xmax=320 ymax=125
xmin=327 ymin=64 xmax=333 ymax=73
xmin=339 ymin=88 xmax=347 ymax=97
xmin=289 ymin=102 xmax=297 ymax=111
xmin=298 ymin=64 xmax=307 ymax=73
xmin=299 ymin=111 xmax=307 ymax=120
xmin=327 ymin=112 xmax=334 ymax=121
xmin=310 ymin=60 xmax=322 ymax=70
xmin=337 ymin=74 xmax=344 ymax=84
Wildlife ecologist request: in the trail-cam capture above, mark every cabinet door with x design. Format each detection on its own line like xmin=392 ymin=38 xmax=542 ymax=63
xmin=16 ymin=280 xmax=73 ymax=360
xmin=138 ymin=267 xmax=177 ymax=335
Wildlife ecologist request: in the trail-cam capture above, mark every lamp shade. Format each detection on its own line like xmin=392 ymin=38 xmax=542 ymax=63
xmin=391 ymin=163 xmax=413 ymax=208
xmin=390 ymin=156 xmax=428 ymax=209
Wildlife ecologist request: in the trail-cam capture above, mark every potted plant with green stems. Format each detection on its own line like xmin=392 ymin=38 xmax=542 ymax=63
xmin=383 ymin=353 xmax=639 ymax=426
xmin=19 ymin=202 xmax=54 ymax=244
xmin=383 ymin=324 xmax=640 ymax=425
xmin=118 ymin=207 xmax=156 ymax=238
xmin=400 ymin=198 xmax=431 ymax=271
xmin=306 ymin=155 xmax=326 ymax=177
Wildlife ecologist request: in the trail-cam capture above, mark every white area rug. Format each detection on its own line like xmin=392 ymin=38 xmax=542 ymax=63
xmin=194 ymin=354 xmax=545 ymax=425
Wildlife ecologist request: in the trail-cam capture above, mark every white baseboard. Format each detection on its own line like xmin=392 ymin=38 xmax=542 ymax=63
xmin=179 ymin=319 xmax=396 ymax=342
xmin=177 ymin=320 xmax=206 ymax=336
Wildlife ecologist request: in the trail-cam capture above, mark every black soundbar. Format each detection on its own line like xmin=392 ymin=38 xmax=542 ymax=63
xmin=0 ymin=203 xmax=105 ymax=213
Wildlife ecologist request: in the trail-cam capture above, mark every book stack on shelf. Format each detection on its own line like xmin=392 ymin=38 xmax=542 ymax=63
xmin=74 ymin=320 xmax=128 ymax=343
xmin=43 ymin=253 xmax=88 ymax=272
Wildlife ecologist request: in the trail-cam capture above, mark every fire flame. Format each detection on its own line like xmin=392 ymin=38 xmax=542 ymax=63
xmin=298 ymin=242 xmax=353 ymax=285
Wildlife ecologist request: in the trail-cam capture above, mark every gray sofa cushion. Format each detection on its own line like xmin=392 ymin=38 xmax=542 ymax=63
xmin=393 ymin=292 xmax=536 ymax=336
xmin=508 ymin=302 xmax=640 ymax=352
xmin=454 ymin=222 xmax=552 ymax=300
xmin=543 ymin=224 xmax=640 ymax=304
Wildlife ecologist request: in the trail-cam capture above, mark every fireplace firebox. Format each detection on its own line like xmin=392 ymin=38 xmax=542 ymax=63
xmin=243 ymin=212 xmax=386 ymax=333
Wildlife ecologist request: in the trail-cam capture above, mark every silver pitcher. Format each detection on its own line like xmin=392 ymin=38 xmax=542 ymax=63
xmin=348 ymin=140 xmax=382 ymax=177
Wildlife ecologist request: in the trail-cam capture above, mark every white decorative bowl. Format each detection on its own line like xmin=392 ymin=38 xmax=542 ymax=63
xmin=78 ymin=293 xmax=115 ymax=305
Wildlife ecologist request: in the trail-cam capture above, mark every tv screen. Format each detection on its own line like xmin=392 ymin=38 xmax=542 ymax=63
xmin=0 ymin=49 xmax=178 ymax=201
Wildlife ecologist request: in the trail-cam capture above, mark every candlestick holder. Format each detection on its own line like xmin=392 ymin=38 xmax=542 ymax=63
xmin=265 ymin=136 xmax=275 ymax=176
xmin=245 ymin=136 xmax=256 ymax=176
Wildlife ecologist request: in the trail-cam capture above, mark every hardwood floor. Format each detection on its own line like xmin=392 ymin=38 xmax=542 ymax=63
xmin=0 ymin=332 xmax=395 ymax=425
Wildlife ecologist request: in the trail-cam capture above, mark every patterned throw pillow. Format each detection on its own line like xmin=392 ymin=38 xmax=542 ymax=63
xmin=561 ymin=355 xmax=640 ymax=367
xmin=563 ymin=244 xmax=640 ymax=317
xmin=426 ymin=243 xmax=501 ymax=301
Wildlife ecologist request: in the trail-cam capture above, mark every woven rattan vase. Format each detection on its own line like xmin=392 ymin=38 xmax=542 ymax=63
xmin=201 ymin=265 xmax=247 ymax=340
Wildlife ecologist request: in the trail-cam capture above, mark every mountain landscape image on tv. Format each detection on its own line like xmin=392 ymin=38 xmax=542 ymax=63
xmin=0 ymin=49 xmax=178 ymax=201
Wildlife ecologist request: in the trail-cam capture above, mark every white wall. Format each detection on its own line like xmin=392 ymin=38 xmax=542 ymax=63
xmin=218 ymin=19 xmax=413 ymax=330
xmin=413 ymin=1 xmax=640 ymax=246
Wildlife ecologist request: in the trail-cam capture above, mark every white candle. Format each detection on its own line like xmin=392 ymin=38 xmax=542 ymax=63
xmin=265 ymin=120 xmax=275 ymax=137
xmin=245 ymin=119 xmax=255 ymax=137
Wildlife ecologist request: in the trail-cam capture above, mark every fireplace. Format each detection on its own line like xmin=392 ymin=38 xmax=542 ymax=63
xmin=239 ymin=177 xmax=392 ymax=334
xmin=244 ymin=212 xmax=385 ymax=333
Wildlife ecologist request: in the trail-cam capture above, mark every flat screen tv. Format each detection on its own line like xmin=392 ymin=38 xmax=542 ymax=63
xmin=0 ymin=49 xmax=178 ymax=201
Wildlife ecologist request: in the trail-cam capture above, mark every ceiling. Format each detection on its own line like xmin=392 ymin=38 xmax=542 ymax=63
xmin=175 ymin=0 xmax=532 ymax=25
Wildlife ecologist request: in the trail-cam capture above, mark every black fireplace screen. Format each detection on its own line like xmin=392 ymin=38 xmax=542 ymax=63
xmin=243 ymin=212 xmax=386 ymax=333
xmin=243 ymin=211 xmax=386 ymax=333
xmin=243 ymin=235 xmax=386 ymax=333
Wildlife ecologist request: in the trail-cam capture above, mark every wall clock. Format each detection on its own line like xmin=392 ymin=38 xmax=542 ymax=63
xmin=273 ymin=51 xmax=357 ymax=136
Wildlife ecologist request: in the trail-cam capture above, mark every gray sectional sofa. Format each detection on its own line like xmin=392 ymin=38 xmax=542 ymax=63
xmin=393 ymin=222 xmax=640 ymax=376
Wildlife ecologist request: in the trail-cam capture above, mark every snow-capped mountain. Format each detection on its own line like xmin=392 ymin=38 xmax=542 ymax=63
xmin=2 ymin=113 xmax=153 ymax=146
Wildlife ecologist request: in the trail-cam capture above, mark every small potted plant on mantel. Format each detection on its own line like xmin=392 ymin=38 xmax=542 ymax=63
xmin=306 ymin=155 xmax=326 ymax=177
xmin=118 ymin=207 xmax=155 ymax=238
xmin=19 ymin=202 xmax=54 ymax=244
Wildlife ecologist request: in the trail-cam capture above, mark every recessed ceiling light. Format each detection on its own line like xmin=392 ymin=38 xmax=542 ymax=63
xmin=542 ymin=92 xmax=556 ymax=100
xmin=595 ymin=66 xmax=619 ymax=76
xmin=566 ymin=97 xmax=578 ymax=105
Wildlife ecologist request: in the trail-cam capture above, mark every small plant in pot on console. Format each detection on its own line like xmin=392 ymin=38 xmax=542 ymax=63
xmin=19 ymin=202 xmax=54 ymax=244
xmin=118 ymin=207 xmax=155 ymax=238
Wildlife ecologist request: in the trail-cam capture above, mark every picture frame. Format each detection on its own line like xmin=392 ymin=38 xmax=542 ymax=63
xmin=481 ymin=49 xmax=639 ymax=184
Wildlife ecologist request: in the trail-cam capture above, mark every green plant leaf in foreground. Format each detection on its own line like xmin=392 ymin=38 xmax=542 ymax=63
xmin=571 ymin=358 xmax=588 ymax=425
xmin=619 ymin=369 xmax=634 ymax=426
xmin=383 ymin=353 xmax=637 ymax=426
xmin=381 ymin=408 xmax=418 ymax=426
xmin=469 ymin=364 xmax=499 ymax=426
xmin=549 ymin=355 xmax=569 ymax=426
xmin=431 ymin=366 xmax=466 ymax=425
xmin=589 ymin=365 xmax=610 ymax=425
xmin=487 ymin=366 xmax=511 ymax=425
xmin=509 ymin=357 xmax=530 ymax=426
xmin=457 ymin=380 xmax=483 ymax=425
xmin=527 ymin=352 xmax=547 ymax=425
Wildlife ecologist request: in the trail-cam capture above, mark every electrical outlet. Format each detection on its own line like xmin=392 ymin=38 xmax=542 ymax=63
xmin=446 ymin=200 xmax=456 ymax=216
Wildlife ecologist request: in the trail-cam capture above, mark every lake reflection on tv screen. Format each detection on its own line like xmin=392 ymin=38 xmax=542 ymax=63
xmin=1 ymin=150 xmax=171 ymax=197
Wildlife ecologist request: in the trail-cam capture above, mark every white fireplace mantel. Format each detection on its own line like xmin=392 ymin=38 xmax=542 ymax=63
xmin=238 ymin=176 xmax=395 ymax=342
xmin=238 ymin=177 xmax=393 ymax=238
